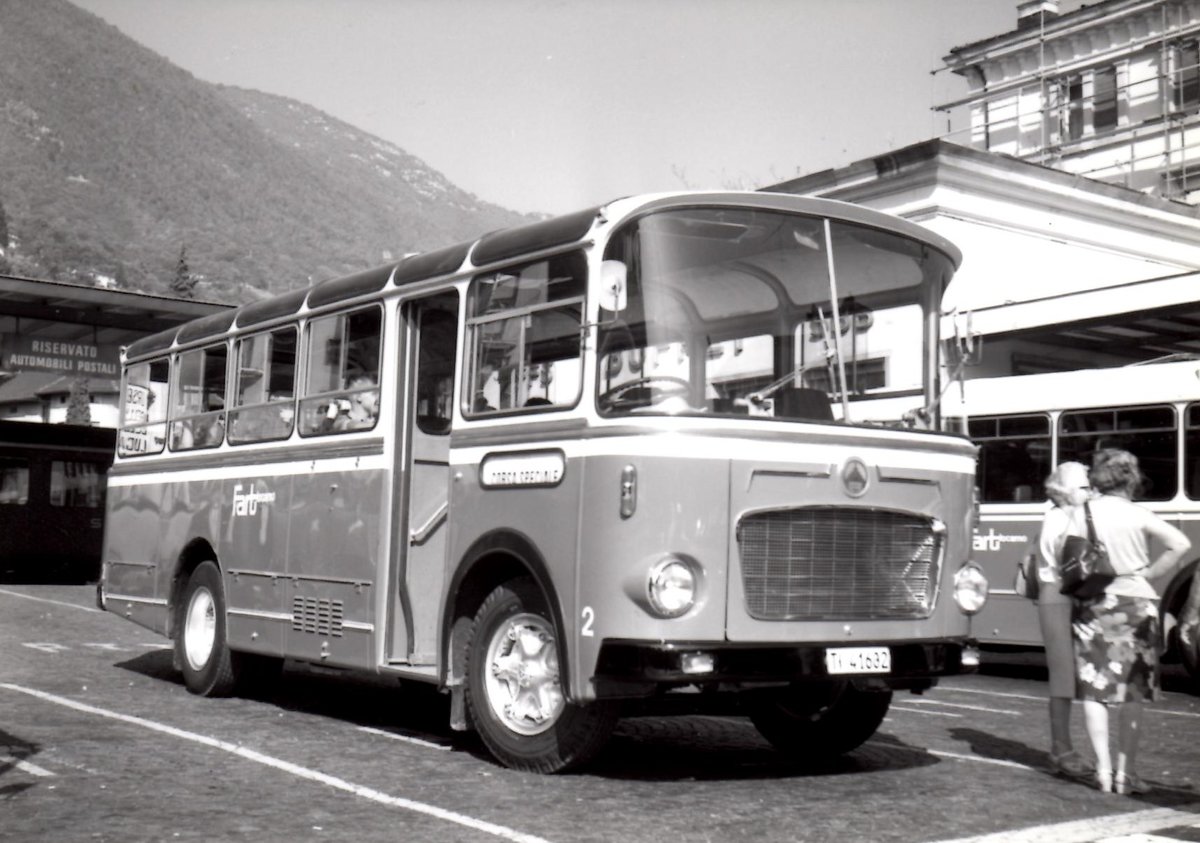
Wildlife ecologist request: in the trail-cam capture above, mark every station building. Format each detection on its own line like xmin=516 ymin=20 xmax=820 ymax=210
xmin=765 ymin=0 xmax=1200 ymax=389
xmin=0 ymin=275 xmax=228 ymax=580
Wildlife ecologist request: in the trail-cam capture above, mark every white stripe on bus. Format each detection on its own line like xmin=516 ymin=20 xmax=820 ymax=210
xmin=0 ymin=683 xmax=553 ymax=843
xmin=453 ymin=435 xmax=975 ymax=473
xmin=107 ymin=453 xmax=393 ymax=488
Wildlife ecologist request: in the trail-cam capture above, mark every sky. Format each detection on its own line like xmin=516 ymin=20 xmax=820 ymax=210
xmin=70 ymin=0 xmax=1063 ymax=216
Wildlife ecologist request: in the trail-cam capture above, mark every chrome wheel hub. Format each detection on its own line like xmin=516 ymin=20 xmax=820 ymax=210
xmin=483 ymin=612 xmax=564 ymax=736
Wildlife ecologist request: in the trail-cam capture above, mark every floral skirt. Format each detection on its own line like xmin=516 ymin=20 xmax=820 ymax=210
xmin=1072 ymin=593 xmax=1160 ymax=704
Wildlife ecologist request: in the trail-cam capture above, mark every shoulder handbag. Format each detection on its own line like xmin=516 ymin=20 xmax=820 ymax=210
xmin=1058 ymin=501 xmax=1116 ymax=599
xmin=1013 ymin=546 xmax=1039 ymax=600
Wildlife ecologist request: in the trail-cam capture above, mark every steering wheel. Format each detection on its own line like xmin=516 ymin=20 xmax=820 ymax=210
xmin=598 ymin=376 xmax=690 ymax=411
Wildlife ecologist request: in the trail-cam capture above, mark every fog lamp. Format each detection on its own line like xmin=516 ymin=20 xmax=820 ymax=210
xmin=647 ymin=556 xmax=696 ymax=618
xmin=680 ymin=651 xmax=715 ymax=675
xmin=961 ymin=645 xmax=981 ymax=669
xmin=953 ymin=563 xmax=989 ymax=615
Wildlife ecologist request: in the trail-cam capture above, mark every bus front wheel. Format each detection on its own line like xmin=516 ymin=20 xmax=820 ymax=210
xmin=747 ymin=682 xmax=892 ymax=758
xmin=175 ymin=560 xmax=240 ymax=697
xmin=465 ymin=579 xmax=617 ymax=773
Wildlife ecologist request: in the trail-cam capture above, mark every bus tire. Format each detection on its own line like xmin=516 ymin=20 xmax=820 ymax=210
xmin=175 ymin=560 xmax=240 ymax=697
xmin=747 ymin=682 xmax=892 ymax=758
xmin=465 ymin=578 xmax=617 ymax=773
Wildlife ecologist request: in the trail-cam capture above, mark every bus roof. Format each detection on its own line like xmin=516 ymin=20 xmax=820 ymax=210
xmin=945 ymin=358 xmax=1200 ymax=417
xmin=124 ymin=191 xmax=961 ymax=363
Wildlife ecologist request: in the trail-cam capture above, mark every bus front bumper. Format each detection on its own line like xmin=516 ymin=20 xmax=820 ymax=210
xmin=592 ymin=639 xmax=976 ymax=698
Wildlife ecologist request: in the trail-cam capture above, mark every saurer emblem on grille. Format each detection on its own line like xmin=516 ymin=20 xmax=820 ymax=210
xmin=841 ymin=457 xmax=870 ymax=497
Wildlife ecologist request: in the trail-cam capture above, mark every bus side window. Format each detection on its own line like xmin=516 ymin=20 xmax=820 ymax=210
xmin=415 ymin=295 xmax=459 ymax=435
xmin=118 ymin=358 xmax=169 ymax=457
xmin=229 ymin=327 xmax=297 ymax=444
xmin=299 ymin=305 xmax=383 ymax=436
xmin=1187 ymin=404 xmax=1200 ymax=499
xmin=1059 ymin=406 xmax=1177 ymax=500
xmin=49 ymin=461 xmax=103 ymax=507
xmin=969 ymin=414 xmax=1051 ymax=503
xmin=170 ymin=343 xmax=228 ymax=451
xmin=0 ymin=457 xmax=29 ymax=505
xmin=465 ymin=252 xmax=585 ymax=416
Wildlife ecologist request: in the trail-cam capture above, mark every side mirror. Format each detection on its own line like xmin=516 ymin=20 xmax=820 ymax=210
xmin=601 ymin=260 xmax=627 ymax=313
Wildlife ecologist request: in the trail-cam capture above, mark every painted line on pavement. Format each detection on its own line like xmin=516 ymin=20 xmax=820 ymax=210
xmin=0 ymin=683 xmax=552 ymax=843
xmin=358 ymin=725 xmax=452 ymax=751
xmin=888 ymin=705 xmax=962 ymax=718
xmin=900 ymin=698 xmax=1022 ymax=716
xmin=867 ymin=738 xmax=1036 ymax=771
xmin=0 ymin=588 xmax=100 ymax=613
xmin=942 ymin=686 xmax=1044 ymax=702
xmin=0 ymin=753 xmax=54 ymax=777
xmin=929 ymin=805 xmax=1200 ymax=843
xmin=943 ymin=685 xmax=1200 ymax=719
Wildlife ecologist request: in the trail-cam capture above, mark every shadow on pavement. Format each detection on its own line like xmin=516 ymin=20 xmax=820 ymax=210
xmin=0 ymin=727 xmax=44 ymax=800
xmin=113 ymin=648 xmax=944 ymax=780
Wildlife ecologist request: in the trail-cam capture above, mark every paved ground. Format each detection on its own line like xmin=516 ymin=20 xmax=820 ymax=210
xmin=2 ymin=584 xmax=1199 ymax=842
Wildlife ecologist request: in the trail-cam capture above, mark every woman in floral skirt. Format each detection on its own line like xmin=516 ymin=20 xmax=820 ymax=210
xmin=1071 ymin=449 xmax=1190 ymax=794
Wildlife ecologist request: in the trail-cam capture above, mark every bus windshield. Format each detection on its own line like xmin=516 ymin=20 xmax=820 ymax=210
xmin=597 ymin=207 xmax=953 ymax=420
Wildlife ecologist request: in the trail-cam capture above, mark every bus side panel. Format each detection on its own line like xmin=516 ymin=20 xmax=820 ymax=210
xmin=970 ymin=512 xmax=1044 ymax=646
xmin=103 ymin=473 xmax=226 ymax=636
xmin=573 ymin=452 xmax=730 ymax=701
xmin=219 ymin=472 xmax=291 ymax=658
xmin=285 ymin=464 xmax=383 ymax=668
xmin=447 ymin=451 xmax=585 ymax=690
xmin=102 ymin=481 xmax=168 ymax=635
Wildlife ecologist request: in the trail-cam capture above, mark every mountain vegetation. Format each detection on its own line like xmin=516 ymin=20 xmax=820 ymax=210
xmin=0 ymin=0 xmax=535 ymax=302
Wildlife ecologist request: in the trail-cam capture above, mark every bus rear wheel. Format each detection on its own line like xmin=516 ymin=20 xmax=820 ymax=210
xmin=747 ymin=681 xmax=892 ymax=758
xmin=465 ymin=578 xmax=617 ymax=773
xmin=175 ymin=560 xmax=241 ymax=697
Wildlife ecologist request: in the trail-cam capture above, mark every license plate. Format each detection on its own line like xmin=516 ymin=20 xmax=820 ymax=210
xmin=825 ymin=646 xmax=891 ymax=675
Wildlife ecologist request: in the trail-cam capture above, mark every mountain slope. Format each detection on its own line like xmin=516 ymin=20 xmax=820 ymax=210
xmin=0 ymin=0 xmax=533 ymax=301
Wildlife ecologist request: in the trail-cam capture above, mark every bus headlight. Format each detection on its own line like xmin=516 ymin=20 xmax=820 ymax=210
xmin=953 ymin=563 xmax=989 ymax=615
xmin=647 ymin=556 xmax=697 ymax=618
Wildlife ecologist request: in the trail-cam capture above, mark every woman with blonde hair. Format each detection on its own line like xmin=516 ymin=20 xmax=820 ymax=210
xmin=1071 ymin=449 xmax=1190 ymax=794
xmin=1035 ymin=461 xmax=1093 ymax=780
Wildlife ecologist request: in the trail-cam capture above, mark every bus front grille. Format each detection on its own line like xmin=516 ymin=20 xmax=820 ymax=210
xmin=738 ymin=507 xmax=940 ymax=621
xmin=291 ymin=596 xmax=345 ymax=637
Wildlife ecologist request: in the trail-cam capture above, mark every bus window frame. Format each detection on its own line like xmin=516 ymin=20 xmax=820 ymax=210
xmin=228 ymin=326 xmax=298 ymax=445
xmin=117 ymin=357 xmax=170 ymax=458
xmin=968 ymin=412 xmax=1053 ymax=503
xmin=169 ymin=341 xmax=230 ymax=452
xmin=462 ymin=250 xmax=587 ymax=418
xmin=297 ymin=303 xmax=384 ymax=437
xmin=1057 ymin=403 xmax=1178 ymax=501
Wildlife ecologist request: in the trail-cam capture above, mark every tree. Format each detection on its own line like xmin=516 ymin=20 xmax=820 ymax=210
xmin=171 ymin=244 xmax=196 ymax=299
xmin=66 ymin=377 xmax=91 ymax=425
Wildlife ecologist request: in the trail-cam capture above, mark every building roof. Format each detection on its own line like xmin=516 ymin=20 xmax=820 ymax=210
xmin=0 ymin=274 xmax=232 ymax=354
xmin=943 ymin=0 xmax=1146 ymax=62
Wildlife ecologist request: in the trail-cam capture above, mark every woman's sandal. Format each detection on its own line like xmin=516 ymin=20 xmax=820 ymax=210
xmin=1094 ymin=769 xmax=1113 ymax=793
xmin=1114 ymin=772 xmax=1150 ymax=795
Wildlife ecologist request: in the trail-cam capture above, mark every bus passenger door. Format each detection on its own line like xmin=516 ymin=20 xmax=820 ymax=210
xmin=391 ymin=293 xmax=458 ymax=664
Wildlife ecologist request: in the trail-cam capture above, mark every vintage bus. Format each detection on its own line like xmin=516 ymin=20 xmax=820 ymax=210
xmin=99 ymin=192 xmax=986 ymax=772
xmin=1 ymin=419 xmax=114 ymax=582
xmin=949 ymin=359 xmax=1200 ymax=681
